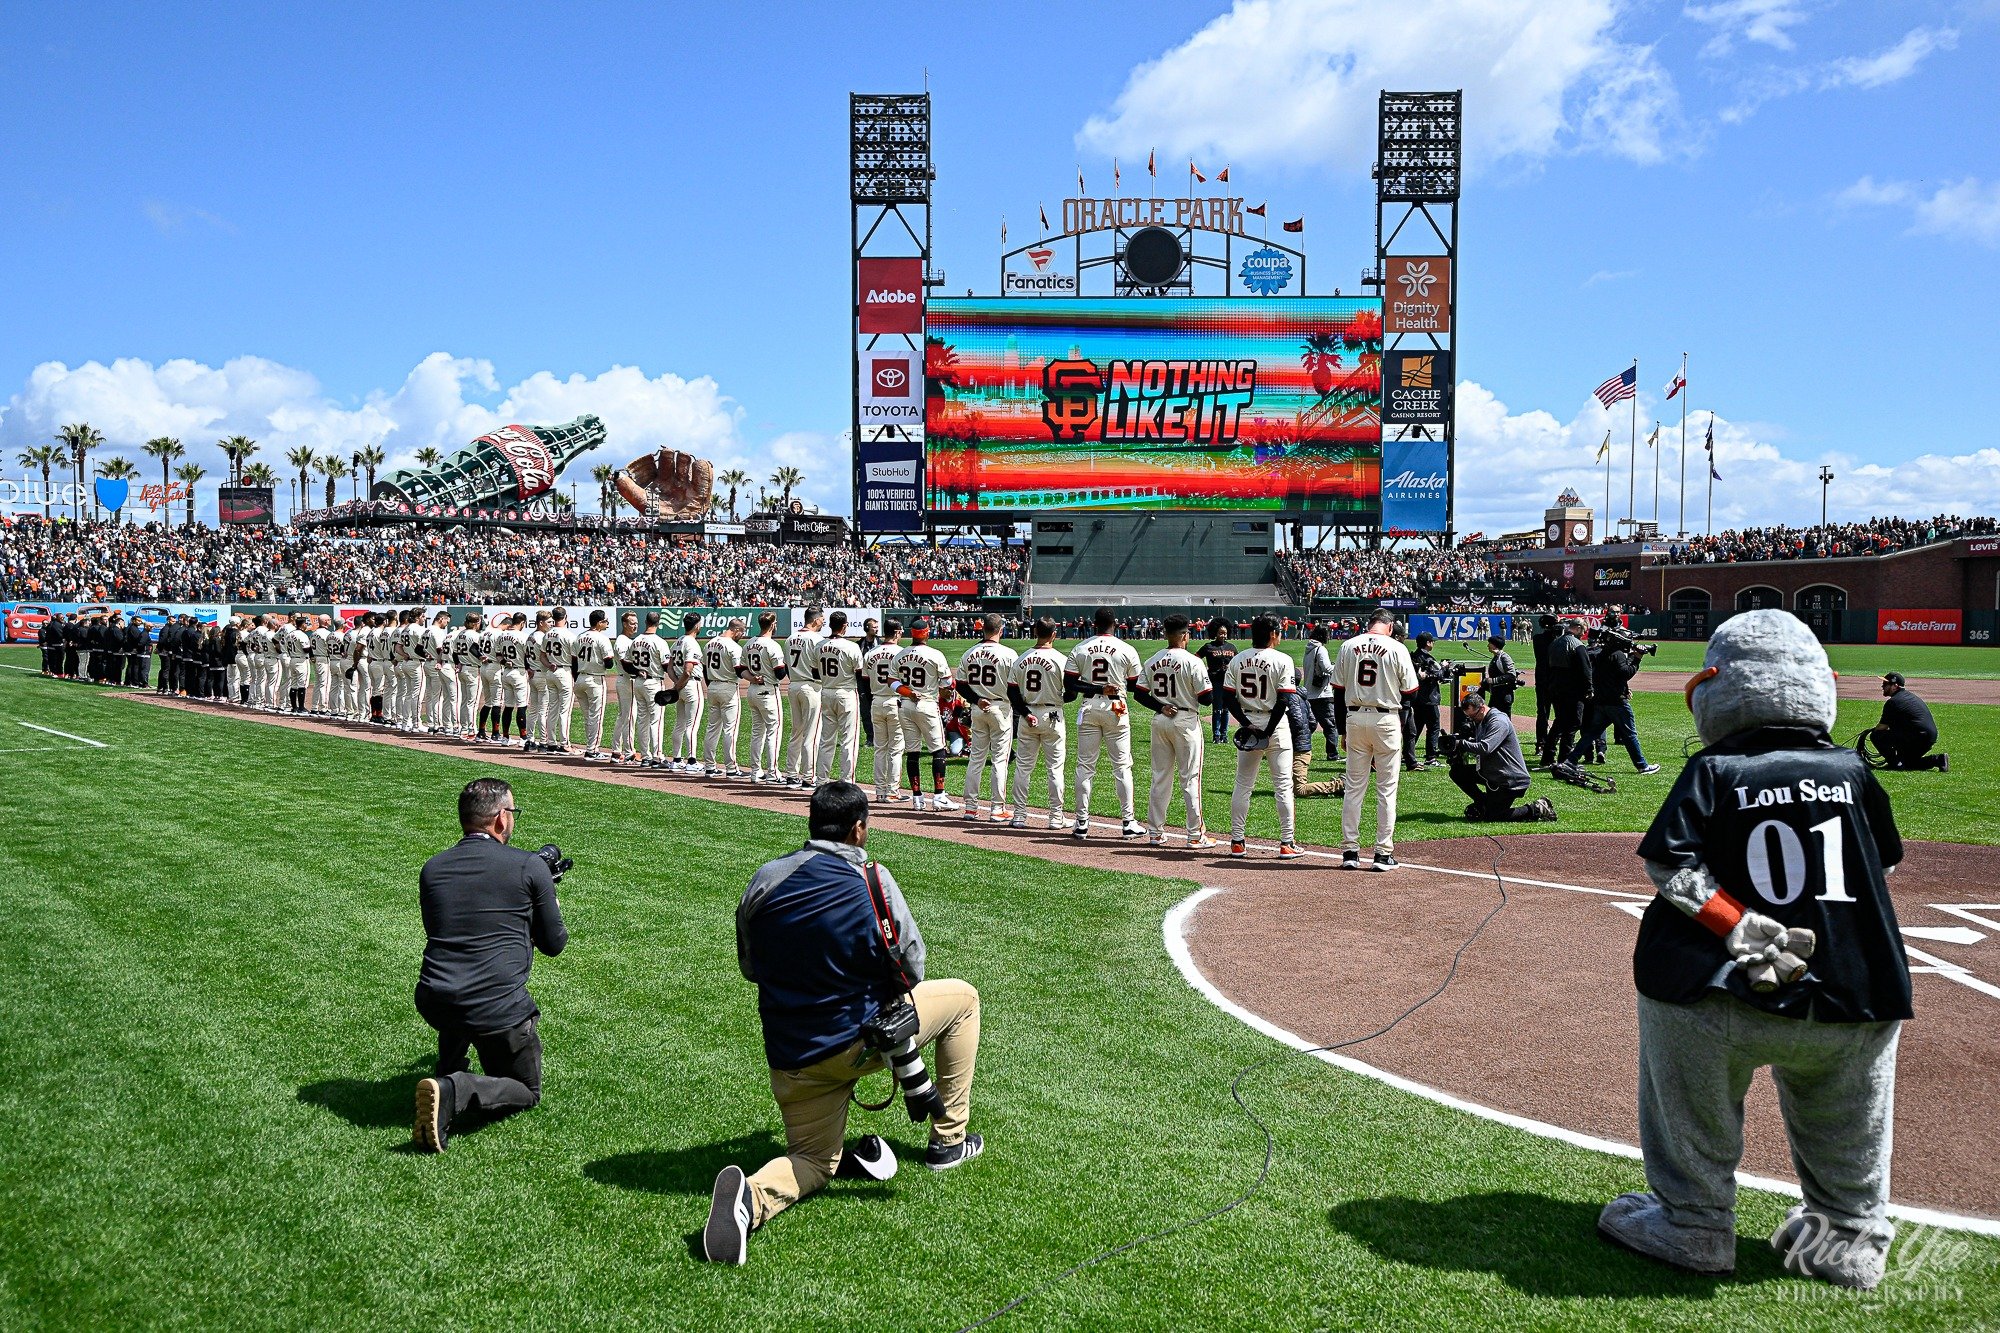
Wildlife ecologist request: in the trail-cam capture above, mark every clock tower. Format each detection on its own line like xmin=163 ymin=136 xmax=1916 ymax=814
xmin=1543 ymin=490 xmax=1593 ymax=547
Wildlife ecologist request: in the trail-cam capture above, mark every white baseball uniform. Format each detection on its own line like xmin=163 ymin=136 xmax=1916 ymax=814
xmin=1008 ymin=645 xmax=1069 ymax=817
xmin=573 ymin=626 xmax=615 ymax=752
xmin=628 ymin=630 xmax=669 ymax=762
xmin=669 ymin=631 xmax=707 ymax=762
xmin=702 ymin=633 xmax=745 ymax=771
xmin=957 ymin=640 xmax=1019 ymax=812
xmin=540 ymin=623 xmax=578 ymax=747
xmin=495 ymin=626 xmax=531 ymax=710
xmin=1142 ymin=645 xmax=1212 ymax=839
xmin=813 ymin=633 xmax=865 ymax=785
xmin=453 ymin=625 xmax=484 ymax=733
xmin=861 ymin=640 xmax=905 ymax=798
xmin=742 ymin=633 xmax=787 ymax=778
xmin=611 ymin=631 xmax=636 ymax=756
xmin=1224 ymin=646 xmax=1299 ymax=845
xmin=892 ymin=641 xmax=952 ymax=756
xmin=424 ymin=622 xmax=456 ymax=730
xmin=1067 ymin=634 xmax=1143 ymax=823
xmin=1333 ymin=628 xmax=1419 ymax=855
xmin=783 ymin=627 xmax=824 ymax=781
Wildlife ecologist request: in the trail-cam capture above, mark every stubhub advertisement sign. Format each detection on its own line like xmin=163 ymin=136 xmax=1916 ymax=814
xmin=858 ymin=438 xmax=924 ymax=534
xmin=1380 ymin=436 xmax=1448 ymax=533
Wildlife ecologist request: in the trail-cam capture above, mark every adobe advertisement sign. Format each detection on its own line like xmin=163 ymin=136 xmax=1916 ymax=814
xmin=1379 ymin=436 xmax=1448 ymax=534
xmin=1878 ymin=609 xmax=1962 ymax=645
xmin=911 ymin=579 xmax=979 ymax=596
xmin=858 ymin=257 xmax=924 ymax=333
xmin=1384 ymin=256 xmax=1450 ymax=334
xmin=857 ymin=436 xmax=924 ymax=534
xmin=1381 ymin=349 xmax=1451 ymax=425
xmin=859 ymin=349 xmax=922 ymax=423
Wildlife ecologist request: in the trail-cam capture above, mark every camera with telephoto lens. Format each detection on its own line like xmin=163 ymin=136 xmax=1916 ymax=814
xmin=1593 ymin=624 xmax=1656 ymax=657
xmin=534 ymin=843 xmax=573 ymax=886
xmin=861 ymin=994 xmax=946 ymax=1122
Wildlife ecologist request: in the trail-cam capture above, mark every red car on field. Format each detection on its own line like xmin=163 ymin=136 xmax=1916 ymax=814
xmin=5 ymin=604 xmax=54 ymax=643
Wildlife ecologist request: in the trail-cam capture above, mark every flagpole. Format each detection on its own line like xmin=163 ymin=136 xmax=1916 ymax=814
xmin=1603 ymin=433 xmax=1612 ymax=527
xmin=1676 ymin=352 xmax=1688 ymax=536
xmin=1706 ymin=411 xmax=1715 ymax=536
xmin=1626 ymin=357 xmax=1638 ymax=535
xmin=1652 ymin=419 xmax=1661 ymax=527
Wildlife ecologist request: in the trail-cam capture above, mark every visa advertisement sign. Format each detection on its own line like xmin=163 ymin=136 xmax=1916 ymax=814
xmin=1409 ymin=613 xmax=1513 ymax=642
xmin=1380 ymin=436 xmax=1449 ymax=534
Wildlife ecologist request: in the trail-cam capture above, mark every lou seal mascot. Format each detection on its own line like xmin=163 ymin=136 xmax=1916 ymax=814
xmin=1598 ymin=609 xmax=1911 ymax=1288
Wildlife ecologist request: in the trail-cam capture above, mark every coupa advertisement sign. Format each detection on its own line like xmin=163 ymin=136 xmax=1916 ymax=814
xmin=1379 ymin=436 xmax=1448 ymax=534
xmin=1878 ymin=609 xmax=1962 ymax=645
xmin=1409 ymin=613 xmax=1512 ymax=642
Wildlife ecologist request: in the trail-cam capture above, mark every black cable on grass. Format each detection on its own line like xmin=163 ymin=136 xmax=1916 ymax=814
xmin=954 ymin=836 xmax=1514 ymax=1332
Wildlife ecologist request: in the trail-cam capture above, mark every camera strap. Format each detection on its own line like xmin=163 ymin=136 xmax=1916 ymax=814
xmin=862 ymin=861 xmax=915 ymax=992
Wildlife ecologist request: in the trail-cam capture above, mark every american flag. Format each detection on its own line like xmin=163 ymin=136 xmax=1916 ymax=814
xmin=1594 ymin=365 xmax=1637 ymax=408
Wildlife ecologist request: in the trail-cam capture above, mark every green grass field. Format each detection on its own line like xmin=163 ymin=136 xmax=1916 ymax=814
xmin=2 ymin=647 xmax=1996 ymax=1329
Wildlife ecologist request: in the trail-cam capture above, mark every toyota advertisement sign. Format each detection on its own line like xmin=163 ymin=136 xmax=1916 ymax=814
xmin=860 ymin=349 xmax=922 ymax=422
xmin=858 ymin=257 xmax=924 ymax=333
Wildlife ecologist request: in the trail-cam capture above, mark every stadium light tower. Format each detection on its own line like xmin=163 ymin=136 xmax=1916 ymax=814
xmin=1818 ymin=465 xmax=1834 ymax=527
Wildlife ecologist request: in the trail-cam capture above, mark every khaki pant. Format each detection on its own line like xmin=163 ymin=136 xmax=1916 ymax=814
xmin=746 ymin=978 xmax=980 ymax=1227
xmin=1292 ymin=750 xmax=1344 ymax=798
xmin=1148 ymin=710 xmax=1206 ymax=836
xmin=1230 ymin=719 xmax=1295 ymax=842
xmin=748 ymin=687 xmax=785 ymax=776
xmin=785 ymin=683 xmax=823 ymax=779
xmin=575 ymin=673 xmax=606 ymax=750
xmin=1074 ymin=701 xmax=1134 ymax=821
xmin=870 ymin=697 xmax=903 ymax=796
xmin=963 ymin=702 xmax=1013 ymax=809
xmin=703 ymin=685 xmax=741 ymax=768
xmin=426 ymin=664 xmax=457 ymax=730
xmin=816 ymin=688 xmax=862 ymax=785
xmin=1010 ymin=710 xmax=1067 ymax=817
xmin=1341 ymin=710 xmax=1404 ymax=854
xmin=526 ymin=675 xmax=547 ymax=741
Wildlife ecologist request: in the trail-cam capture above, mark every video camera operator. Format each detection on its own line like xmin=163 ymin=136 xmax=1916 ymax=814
xmin=1543 ymin=617 xmax=1593 ymax=768
xmin=709 ymin=781 xmax=983 ymax=1266
xmin=1531 ymin=614 xmax=1560 ymax=761
xmin=1866 ymin=673 xmax=1948 ymax=771
xmin=1403 ymin=631 xmax=1445 ymax=770
xmin=1562 ymin=625 xmax=1662 ymax=775
xmin=1484 ymin=633 xmax=1522 ymax=719
xmin=1442 ymin=692 xmax=1556 ymax=822
xmin=412 ymin=777 xmax=569 ymax=1153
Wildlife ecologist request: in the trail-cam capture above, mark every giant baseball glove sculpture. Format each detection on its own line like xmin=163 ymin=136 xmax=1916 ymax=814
xmin=614 ymin=449 xmax=713 ymax=520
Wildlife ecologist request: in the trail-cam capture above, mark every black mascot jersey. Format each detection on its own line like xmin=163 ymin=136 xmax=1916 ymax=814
xmin=1635 ymin=727 xmax=1912 ymax=1022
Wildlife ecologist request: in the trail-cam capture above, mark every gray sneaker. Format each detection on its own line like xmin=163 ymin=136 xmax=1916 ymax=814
xmin=924 ymin=1133 xmax=985 ymax=1171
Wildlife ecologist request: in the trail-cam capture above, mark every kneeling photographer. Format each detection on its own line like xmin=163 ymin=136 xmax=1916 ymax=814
xmin=1444 ymin=692 xmax=1556 ymax=822
xmin=412 ymin=777 xmax=570 ymax=1153
xmin=708 ymin=781 xmax=982 ymax=1266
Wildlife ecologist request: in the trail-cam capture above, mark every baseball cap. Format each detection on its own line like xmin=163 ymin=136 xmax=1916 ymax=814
xmin=909 ymin=617 xmax=931 ymax=635
xmin=1883 ymin=671 xmax=1905 ymax=686
xmin=1486 ymin=634 xmax=1506 ymax=647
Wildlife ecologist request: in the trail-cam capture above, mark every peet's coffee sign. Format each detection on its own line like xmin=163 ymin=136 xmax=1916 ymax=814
xmin=1061 ymin=196 xmax=1245 ymax=234
xmin=1385 ymin=256 xmax=1450 ymax=334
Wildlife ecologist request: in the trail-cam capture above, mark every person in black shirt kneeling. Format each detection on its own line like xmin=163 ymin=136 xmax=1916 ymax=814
xmin=1867 ymin=672 xmax=1947 ymax=772
xmin=413 ymin=777 xmax=568 ymax=1152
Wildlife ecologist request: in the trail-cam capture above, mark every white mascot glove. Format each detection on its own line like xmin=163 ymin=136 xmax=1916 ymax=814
xmin=1724 ymin=912 xmax=1817 ymax=992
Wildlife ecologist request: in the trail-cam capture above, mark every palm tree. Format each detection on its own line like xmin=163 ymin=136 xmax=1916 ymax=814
xmin=143 ymin=437 xmax=184 ymax=510
xmin=1301 ymin=333 xmax=1344 ymax=400
xmin=17 ymin=444 xmax=62 ymax=518
xmin=219 ymin=434 xmax=258 ymax=485
xmin=315 ymin=454 xmax=350 ymax=509
xmin=57 ymin=422 xmax=103 ymax=522
xmin=97 ymin=456 xmax=141 ymax=524
xmin=413 ymin=446 xmax=443 ymax=470
xmin=284 ymin=446 xmax=316 ymax=518
xmin=590 ymin=463 xmax=615 ymax=515
xmin=770 ymin=466 xmax=804 ymax=511
xmin=242 ymin=461 xmax=277 ymax=501
xmin=718 ymin=468 xmax=751 ymax=521
xmin=356 ymin=444 xmax=386 ymax=497
xmin=174 ymin=462 xmax=206 ymax=527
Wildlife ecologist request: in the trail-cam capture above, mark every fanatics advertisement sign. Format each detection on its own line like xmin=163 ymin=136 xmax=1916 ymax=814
xmin=858 ymin=257 xmax=924 ymax=333
xmin=860 ymin=349 xmax=923 ymax=421
xmin=1877 ymin=609 xmax=1962 ymax=645
xmin=1381 ymin=349 xmax=1451 ymax=425
xmin=1003 ymin=246 xmax=1078 ymax=295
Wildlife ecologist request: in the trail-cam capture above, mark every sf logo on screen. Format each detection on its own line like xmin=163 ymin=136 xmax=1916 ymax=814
xmin=1040 ymin=358 xmax=1256 ymax=445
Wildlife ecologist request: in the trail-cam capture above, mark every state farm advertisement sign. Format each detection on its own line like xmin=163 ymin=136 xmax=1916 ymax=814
xmin=478 ymin=424 xmax=555 ymax=501
xmin=859 ymin=349 xmax=922 ymax=421
xmin=911 ymin=579 xmax=979 ymax=596
xmin=858 ymin=257 xmax=924 ymax=333
xmin=1877 ymin=609 xmax=1962 ymax=645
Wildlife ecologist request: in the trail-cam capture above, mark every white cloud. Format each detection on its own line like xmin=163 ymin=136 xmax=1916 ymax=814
xmin=1684 ymin=0 xmax=1814 ymax=56
xmin=0 ymin=352 xmax=851 ymax=515
xmin=1452 ymin=379 xmax=2000 ymax=535
xmin=1078 ymin=0 xmax=1686 ymax=174
xmin=142 ymin=199 xmax=236 ymax=235
xmin=1837 ymin=175 xmax=2000 ymax=248
xmin=1822 ymin=25 xmax=1957 ymax=89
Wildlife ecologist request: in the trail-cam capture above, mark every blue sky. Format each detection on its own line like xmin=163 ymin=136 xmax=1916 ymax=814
xmin=1 ymin=0 xmax=1995 ymax=532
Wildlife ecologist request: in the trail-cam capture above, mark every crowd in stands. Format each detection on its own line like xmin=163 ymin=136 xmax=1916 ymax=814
xmin=0 ymin=515 xmax=1025 ymax=607
xmin=1273 ymin=547 xmax=1550 ymax=604
xmin=1659 ymin=515 xmax=1998 ymax=564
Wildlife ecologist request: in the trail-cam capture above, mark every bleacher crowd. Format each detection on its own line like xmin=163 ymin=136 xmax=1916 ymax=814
xmin=1273 ymin=547 xmax=1552 ymax=604
xmin=1659 ymin=515 xmax=1998 ymax=564
xmin=0 ymin=516 xmax=1024 ymax=607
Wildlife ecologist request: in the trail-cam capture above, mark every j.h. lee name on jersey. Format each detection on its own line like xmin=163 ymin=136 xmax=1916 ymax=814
xmin=1737 ymin=779 xmax=1856 ymax=810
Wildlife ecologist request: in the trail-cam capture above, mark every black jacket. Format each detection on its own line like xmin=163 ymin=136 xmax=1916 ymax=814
xmin=1586 ymin=646 xmax=1641 ymax=703
xmin=416 ymin=834 xmax=568 ymax=1032
xmin=1879 ymin=689 xmax=1936 ymax=741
